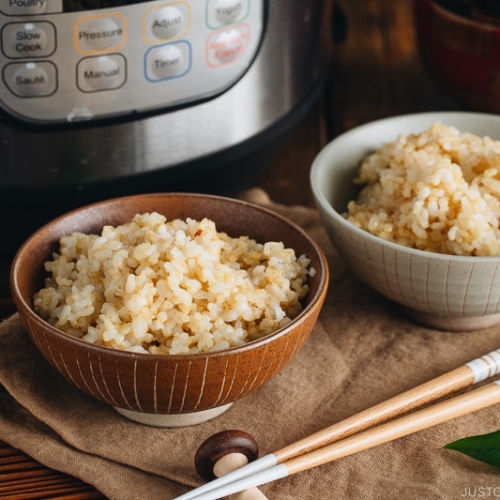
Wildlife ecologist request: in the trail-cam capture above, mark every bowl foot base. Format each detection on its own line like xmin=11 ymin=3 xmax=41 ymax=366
xmin=113 ymin=403 xmax=233 ymax=427
xmin=401 ymin=307 xmax=500 ymax=332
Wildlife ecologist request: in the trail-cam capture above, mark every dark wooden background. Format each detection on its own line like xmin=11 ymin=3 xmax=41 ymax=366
xmin=0 ymin=0 xmax=459 ymax=497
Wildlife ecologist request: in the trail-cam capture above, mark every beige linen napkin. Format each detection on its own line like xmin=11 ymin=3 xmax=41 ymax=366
xmin=2 ymin=188 xmax=500 ymax=499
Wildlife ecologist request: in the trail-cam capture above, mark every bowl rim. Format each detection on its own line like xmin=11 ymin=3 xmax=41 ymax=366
xmin=422 ymin=0 xmax=500 ymax=30
xmin=310 ymin=110 xmax=500 ymax=263
xmin=10 ymin=191 xmax=329 ymax=360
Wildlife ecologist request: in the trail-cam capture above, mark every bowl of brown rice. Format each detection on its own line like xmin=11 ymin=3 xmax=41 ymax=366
xmin=10 ymin=193 xmax=329 ymax=426
xmin=311 ymin=111 xmax=500 ymax=331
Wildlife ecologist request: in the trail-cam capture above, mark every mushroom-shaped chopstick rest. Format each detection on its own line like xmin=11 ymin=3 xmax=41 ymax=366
xmin=195 ymin=430 xmax=268 ymax=500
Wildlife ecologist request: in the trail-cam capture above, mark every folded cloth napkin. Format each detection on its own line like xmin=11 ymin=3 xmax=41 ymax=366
xmin=2 ymin=188 xmax=500 ymax=500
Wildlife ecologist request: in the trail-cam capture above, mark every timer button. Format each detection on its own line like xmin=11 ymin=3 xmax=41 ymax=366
xmin=1 ymin=21 xmax=56 ymax=59
xmin=3 ymin=60 xmax=57 ymax=97
xmin=145 ymin=40 xmax=191 ymax=81
xmin=76 ymin=54 xmax=126 ymax=92
xmin=75 ymin=14 xmax=126 ymax=54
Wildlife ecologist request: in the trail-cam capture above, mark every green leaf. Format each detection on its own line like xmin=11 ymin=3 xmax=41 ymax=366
xmin=444 ymin=429 xmax=500 ymax=469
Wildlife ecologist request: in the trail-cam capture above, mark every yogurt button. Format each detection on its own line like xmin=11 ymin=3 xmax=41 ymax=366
xmin=150 ymin=44 xmax=184 ymax=78
xmin=214 ymin=0 xmax=244 ymax=23
xmin=150 ymin=6 xmax=184 ymax=40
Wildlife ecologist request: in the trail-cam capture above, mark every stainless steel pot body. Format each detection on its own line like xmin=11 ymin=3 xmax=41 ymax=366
xmin=0 ymin=0 xmax=333 ymax=191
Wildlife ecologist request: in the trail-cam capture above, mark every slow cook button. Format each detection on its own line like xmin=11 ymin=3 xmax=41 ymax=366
xmin=75 ymin=15 xmax=126 ymax=53
xmin=3 ymin=60 xmax=57 ymax=97
xmin=146 ymin=41 xmax=190 ymax=81
xmin=76 ymin=54 xmax=126 ymax=92
xmin=1 ymin=21 xmax=56 ymax=59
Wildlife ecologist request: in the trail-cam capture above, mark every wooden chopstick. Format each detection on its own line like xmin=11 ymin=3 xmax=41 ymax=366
xmin=175 ymin=347 xmax=500 ymax=500
xmin=190 ymin=380 xmax=500 ymax=500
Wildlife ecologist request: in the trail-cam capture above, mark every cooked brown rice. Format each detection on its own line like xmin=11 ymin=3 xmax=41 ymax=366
xmin=346 ymin=122 xmax=500 ymax=256
xmin=33 ymin=213 xmax=314 ymax=354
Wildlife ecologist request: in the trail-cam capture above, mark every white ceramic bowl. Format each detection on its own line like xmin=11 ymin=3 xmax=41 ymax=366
xmin=311 ymin=112 xmax=500 ymax=331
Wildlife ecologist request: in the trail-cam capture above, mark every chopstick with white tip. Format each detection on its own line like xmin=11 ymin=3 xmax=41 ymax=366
xmin=174 ymin=348 xmax=500 ymax=500
xmin=187 ymin=380 xmax=500 ymax=500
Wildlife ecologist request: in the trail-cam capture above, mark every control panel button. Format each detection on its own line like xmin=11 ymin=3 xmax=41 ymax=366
xmin=75 ymin=14 xmax=126 ymax=54
xmin=214 ymin=0 xmax=244 ymax=24
xmin=151 ymin=5 xmax=183 ymax=40
xmin=0 ymin=0 xmax=264 ymax=122
xmin=0 ymin=0 xmax=62 ymax=16
xmin=146 ymin=40 xmax=190 ymax=81
xmin=3 ymin=60 xmax=57 ymax=96
xmin=206 ymin=0 xmax=248 ymax=28
xmin=76 ymin=54 xmax=126 ymax=92
xmin=2 ymin=21 xmax=56 ymax=59
xmin=206 ymin=23 xmax=249 ymax=66
xmin=143 ymin=1 xmax=189 ymax=44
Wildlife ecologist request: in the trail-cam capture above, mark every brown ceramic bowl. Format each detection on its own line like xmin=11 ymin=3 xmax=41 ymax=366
xmin=415 ymin=0 xmax=500 ymax=113
xmin=10 ymin=193 xmax=328 ymax=427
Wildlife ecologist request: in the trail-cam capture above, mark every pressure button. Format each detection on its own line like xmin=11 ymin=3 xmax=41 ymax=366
xmin=75 ymin=15 xmax=126 ymax=53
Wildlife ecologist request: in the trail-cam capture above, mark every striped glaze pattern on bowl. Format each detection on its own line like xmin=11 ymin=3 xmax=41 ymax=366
xmin=10 ymin=193 xmax=329 ymax=426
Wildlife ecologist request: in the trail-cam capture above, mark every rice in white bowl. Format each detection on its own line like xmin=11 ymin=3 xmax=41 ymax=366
xmin=346 ymin=122 xmax=500 ymax=256
xmin=33 ymin=213 xmax=314 ymax=354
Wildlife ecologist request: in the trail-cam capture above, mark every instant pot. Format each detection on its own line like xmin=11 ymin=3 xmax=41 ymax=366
xmin=0 ymin=0 xmax=334 ymax=256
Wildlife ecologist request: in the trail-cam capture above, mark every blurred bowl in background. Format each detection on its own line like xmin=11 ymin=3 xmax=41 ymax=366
xmin=311 ymin=111 xmax=500 ymax=331
xmin=415 ymin=0 xmax=500 ymax=113
xmin=10 ymin=193 xmax=329 ymax=427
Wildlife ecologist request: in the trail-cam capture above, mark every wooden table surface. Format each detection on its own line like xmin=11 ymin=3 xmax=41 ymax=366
xmin=0 ymin=0 xmax=459 ymax=498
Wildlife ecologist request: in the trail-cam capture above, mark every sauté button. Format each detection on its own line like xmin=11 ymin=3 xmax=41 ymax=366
xmin=3 ymin=60 xmax=57 ymax=97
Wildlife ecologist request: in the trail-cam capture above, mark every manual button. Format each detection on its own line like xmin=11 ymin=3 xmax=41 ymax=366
xmin=3 ymin=60 xmax=57 ymax=97
xmin=76 ymin=54 xmax=126 ymax=92
xmin=1 ymin=21 xmax=56 ymax=59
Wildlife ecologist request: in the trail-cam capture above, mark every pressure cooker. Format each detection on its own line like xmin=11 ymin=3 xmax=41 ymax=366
xmin=0 ymin=0 xmax=334 ymax=256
